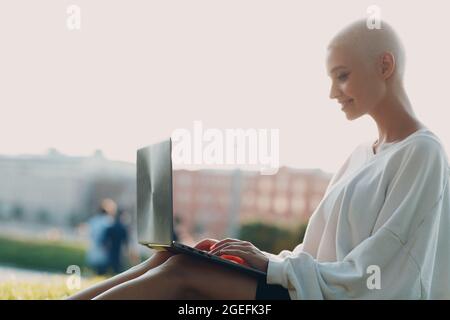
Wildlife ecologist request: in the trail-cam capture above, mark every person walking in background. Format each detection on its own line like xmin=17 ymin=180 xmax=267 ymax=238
xmin=103 ymin=208 xmax=130 ymax=274
xmin=86 ymin=198 xmax=116 ymax=275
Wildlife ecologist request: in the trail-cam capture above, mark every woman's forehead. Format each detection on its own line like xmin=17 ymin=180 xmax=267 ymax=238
xmin=326 ymin=44 xmax=365 ymax=74
xmin=326 ymin=46 xmax=353 ymax=72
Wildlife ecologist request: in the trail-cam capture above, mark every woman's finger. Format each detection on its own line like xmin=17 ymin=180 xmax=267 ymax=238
xmin=213 ymin=245 xmax=253 ymax=255
xmin=218 ymin=249 xmax=249 ymax=259
xmin=219 ymin=248 xmax=268 ymax=272
xmin=209 ymin=239 xmax=246 ymax=254
xmin=194 ymin=238 xmax=219 ymax=251
xmin=208 ymin=238 xmax=240 ymax=251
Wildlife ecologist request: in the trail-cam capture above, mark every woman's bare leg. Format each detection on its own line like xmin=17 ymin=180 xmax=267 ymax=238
xmin=93 ymin=262 xmax=187 ymax=299
xmin=93 ymin=254 xmax=259 ymax=300
xmin=68 ymin=250 xmax=175 ymax=300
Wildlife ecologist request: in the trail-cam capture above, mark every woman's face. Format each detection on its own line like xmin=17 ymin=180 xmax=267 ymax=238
xmin=326 ymin=44 xmax=385 ymax=120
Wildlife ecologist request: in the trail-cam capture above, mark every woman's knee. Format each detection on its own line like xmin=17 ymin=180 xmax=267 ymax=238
xmin=157 ymin=254 xmax=201 ymax=298
xmin=159 ymin=254 xmax=257 ymax=299
xmin=161 ymin=254 xmax=191 ymax=272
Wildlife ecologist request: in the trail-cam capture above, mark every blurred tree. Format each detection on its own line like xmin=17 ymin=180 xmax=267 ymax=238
xmin=238 ymin=221 xmax=308 ymax=255
xmin=36 ymin=209 xmax=52 ymax=225
xmin=11 ymin=204 xmax=25 ymax=221
xmin=0 ymin=236 xmax=87 ymax=273
xmin=67 ymin=211 xmax=84 ymax=228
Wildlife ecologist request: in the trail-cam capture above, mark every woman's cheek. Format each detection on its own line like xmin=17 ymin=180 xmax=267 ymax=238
xmin=341 ymin=83 xmax=352 ymax=96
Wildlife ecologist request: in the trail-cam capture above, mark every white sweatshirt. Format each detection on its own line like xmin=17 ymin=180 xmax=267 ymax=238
xmin=265 ymin=128 xmax=450 ymax=299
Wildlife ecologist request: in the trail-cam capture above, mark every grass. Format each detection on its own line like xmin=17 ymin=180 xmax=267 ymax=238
xmin=0 ymin=276 xmax=104 ymax=300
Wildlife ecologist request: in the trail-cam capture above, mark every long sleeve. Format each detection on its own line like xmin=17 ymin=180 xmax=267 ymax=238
xmin=266 ymin=136 xmax=450 ymax=299
xmin=262 ymin=243 xmax=304 ymax=262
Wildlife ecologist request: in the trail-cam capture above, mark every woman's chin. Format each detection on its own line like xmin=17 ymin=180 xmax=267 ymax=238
xmin=343 ymin=109 xmax=362 ymax=121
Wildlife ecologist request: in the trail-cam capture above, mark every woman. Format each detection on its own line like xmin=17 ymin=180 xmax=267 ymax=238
xmin=69 ymin=19 xmax=450 ymax=299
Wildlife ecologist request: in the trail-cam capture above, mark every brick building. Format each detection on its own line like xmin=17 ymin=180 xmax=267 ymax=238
xmin=173 ymin=167 xmax=332 ymax=242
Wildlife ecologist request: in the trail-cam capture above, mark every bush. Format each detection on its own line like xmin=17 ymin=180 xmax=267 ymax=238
xmin=238 ymin=221 xmax=308 ymax=255
xmin=0 ymin=236 xmax=87 ymax=273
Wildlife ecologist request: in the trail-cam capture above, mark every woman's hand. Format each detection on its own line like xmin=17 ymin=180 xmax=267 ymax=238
xmin=194 ymin=238 xmax=220 ymax=251
xmin=208 ymin=238 xmax=269 ymax=273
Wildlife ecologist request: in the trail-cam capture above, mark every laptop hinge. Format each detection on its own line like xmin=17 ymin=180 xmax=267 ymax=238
xmin=145 ymin=244 xmax=171 ymax=251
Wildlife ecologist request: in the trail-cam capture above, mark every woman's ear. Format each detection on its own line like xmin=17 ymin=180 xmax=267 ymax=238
xmin=380 ymin=52 xmax=396 ymax=80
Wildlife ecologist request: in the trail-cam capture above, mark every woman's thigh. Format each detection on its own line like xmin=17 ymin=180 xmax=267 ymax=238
xmin=161 ymin=254 xmax=259 ymax=300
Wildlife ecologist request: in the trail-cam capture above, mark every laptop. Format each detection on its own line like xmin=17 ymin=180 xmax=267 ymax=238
xmin=136 ymin=138 xmax=266 ymax=278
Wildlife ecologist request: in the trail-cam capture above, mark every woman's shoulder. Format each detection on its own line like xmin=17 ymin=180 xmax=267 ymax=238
xmin=385 ymin=129 xmax=450 ymax=175
xmin=398 ymin=129 xmax=447 ymax=157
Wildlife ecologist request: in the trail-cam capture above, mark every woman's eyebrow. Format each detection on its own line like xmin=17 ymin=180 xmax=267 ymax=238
xmin=329 ymin=65 xmax=347 ymax=74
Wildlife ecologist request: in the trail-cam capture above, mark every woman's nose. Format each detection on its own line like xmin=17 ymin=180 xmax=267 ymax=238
xmin=329 ymin=83 xmax=341 ymax=100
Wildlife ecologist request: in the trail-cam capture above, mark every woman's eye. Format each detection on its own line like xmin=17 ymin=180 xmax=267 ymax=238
xmin=337 ymin=73 xmax=349 ymax=81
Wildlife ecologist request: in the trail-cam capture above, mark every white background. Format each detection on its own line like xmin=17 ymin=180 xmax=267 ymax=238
xmin=0 ymin=0 xmax=448 ymax=173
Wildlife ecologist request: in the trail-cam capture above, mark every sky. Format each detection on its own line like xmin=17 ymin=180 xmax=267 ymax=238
xmin=0 ymin=0 xmax=449 ymax=174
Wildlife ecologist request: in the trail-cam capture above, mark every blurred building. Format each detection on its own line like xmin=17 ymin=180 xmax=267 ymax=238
xmin=0 ymin=149 xmax=135 ymax=226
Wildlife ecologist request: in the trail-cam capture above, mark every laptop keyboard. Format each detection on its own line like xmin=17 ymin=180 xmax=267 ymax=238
xmin=178 ymin=243 xmax=214 ymax=257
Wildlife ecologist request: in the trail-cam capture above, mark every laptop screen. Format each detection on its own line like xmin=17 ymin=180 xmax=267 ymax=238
xmin=136 ymin=139 xmax=174 ymax=247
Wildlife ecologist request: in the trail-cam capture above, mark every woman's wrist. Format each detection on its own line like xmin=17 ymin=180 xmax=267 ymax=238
xmin=131 ymin=250 xmax=174 ymax=275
